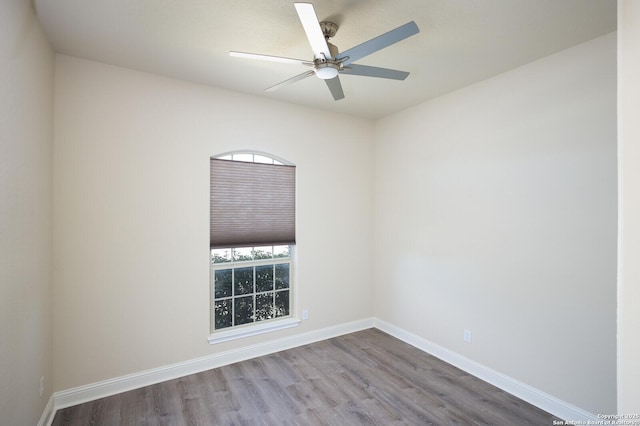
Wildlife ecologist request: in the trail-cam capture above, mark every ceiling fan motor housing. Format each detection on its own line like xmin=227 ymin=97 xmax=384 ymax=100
xmin=313 ymin=36 xmax=341 ymax=79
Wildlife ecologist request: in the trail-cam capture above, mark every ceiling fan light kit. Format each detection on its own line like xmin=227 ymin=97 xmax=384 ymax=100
xmin=314 ymin=62 xmax=340 ymax=79
xmin=229 ymin=2 xmax=419 ymax=101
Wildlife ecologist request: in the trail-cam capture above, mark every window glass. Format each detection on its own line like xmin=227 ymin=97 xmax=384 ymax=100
xmin=211 ymin=245 xmax=292 ymax=331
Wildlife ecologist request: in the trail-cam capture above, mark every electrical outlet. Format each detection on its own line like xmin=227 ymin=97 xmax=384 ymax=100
xmin=302 ymin=309 xmax=309 ymax=320
xmin=464 ymin=329 xmax=472 ymax=343
xmin=39 ymin=376 xmax=44 ymax=397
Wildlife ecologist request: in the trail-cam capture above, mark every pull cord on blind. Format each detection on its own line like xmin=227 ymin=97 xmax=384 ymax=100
xmin=210 ymin=157 xmax=296 ymax=249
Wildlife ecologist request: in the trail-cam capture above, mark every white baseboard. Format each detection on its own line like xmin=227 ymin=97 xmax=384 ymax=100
xmin=374 ymin=318 xmax=598 ymax=422
xmin=50 ymin=318 xmax=375 ymax=417
xmin=44 ymin=317 xmax=596 ymax=424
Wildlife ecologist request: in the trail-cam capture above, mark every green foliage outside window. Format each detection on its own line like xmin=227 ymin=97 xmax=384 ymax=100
xmin=212 ymin=245 xmax=291 ymax=330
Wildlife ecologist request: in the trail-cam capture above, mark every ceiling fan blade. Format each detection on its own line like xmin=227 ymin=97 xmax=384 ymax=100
xmin=340 ymin=21 xmax=419 ymax=66
xmin=294 ymin=2 xmax=332 ymax=60
xmin=325 ymin=76 xmax=345 ymax=101
xmin=230 ymin=51 xmax=313 ymax=66
xmin=342 ymin=64 xmax=410 ymax=80
xmin=265 ymin=70 xmax=315 ymax=92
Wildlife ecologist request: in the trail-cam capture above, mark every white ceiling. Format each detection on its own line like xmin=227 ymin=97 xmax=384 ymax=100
xmin=34 ymin=0 xmax=616 ymax=119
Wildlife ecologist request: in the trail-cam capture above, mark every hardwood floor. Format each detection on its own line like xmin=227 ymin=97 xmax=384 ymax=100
xmin=52 ymin=328 xmax=558 ymax=425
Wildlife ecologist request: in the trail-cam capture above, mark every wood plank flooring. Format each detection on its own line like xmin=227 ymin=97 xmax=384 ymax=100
xmin=52 ymin=328 xmax=559 ymax=425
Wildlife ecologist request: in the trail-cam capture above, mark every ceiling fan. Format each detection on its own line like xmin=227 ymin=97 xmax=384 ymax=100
xmin=229 ymin=2 xmax=420 ymax=101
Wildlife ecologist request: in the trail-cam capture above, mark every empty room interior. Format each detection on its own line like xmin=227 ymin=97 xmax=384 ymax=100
xmin=2 ymin=0 xmax=640 ymax=424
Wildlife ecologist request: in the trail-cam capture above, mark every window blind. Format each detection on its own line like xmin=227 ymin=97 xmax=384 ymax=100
xmin=210 ymin=158 xmax=296 ymax=249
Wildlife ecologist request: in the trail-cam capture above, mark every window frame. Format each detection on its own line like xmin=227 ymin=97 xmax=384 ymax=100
xmin=208 ymin=151 xmax=299 ymax=344
xmin=208 ymin=245 xmax=299 ymax=344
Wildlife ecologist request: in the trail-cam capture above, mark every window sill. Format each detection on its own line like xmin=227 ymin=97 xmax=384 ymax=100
xmin=208 ymin=317 xmax=301 ymax=344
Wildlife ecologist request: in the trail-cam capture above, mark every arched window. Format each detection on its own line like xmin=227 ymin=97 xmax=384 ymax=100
xmin=209 ymin=152 xmax=297 ymax=342
xmin=214 ymin=151 xmax=288 ymax=165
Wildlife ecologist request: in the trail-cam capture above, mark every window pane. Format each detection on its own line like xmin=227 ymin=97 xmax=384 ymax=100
xmin=234 ymin=296 xmax=254 ymax=325
xmin=211 ymin=248 xmax=231 ymax=264
xmin=234 ymin=267 xmax=253 ymax=295
xmin=274 ymin=291 xmax=289 ymax=317
xmin=214 ymin=299 xmax=232 ymax=329
xmin=253 ymin=246 xmax=273 ymax=260
xmin=255 ymin=293 xmax=274 ymax=321
xmin=256 ymin=265 xmax=274 ymax=293
xmin=253 ymin=155 xmax=273 ymax=164
xmin=275 ymin=263 xmax=289 ymax=290
xmin=232 ymin=153 xmax=253 ymax=162
xmin=274 ymin=245 xmax=290 ymax=258
xmin=214 ymin=269 xmax=232 ymax=298
xmin=232 ymin=247 xmax=253 ymax=262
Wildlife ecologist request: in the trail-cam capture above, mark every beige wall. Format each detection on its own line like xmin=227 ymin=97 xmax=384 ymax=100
xmin=618 ymin=0 xmax=640 ymax=413
xmin=0 ymin=0 xmax=54 ymax=424
xmin=52 ymin=55 xmax=375 ymax=390
xmin=374 ymin=33 xmax=617 ymax=414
